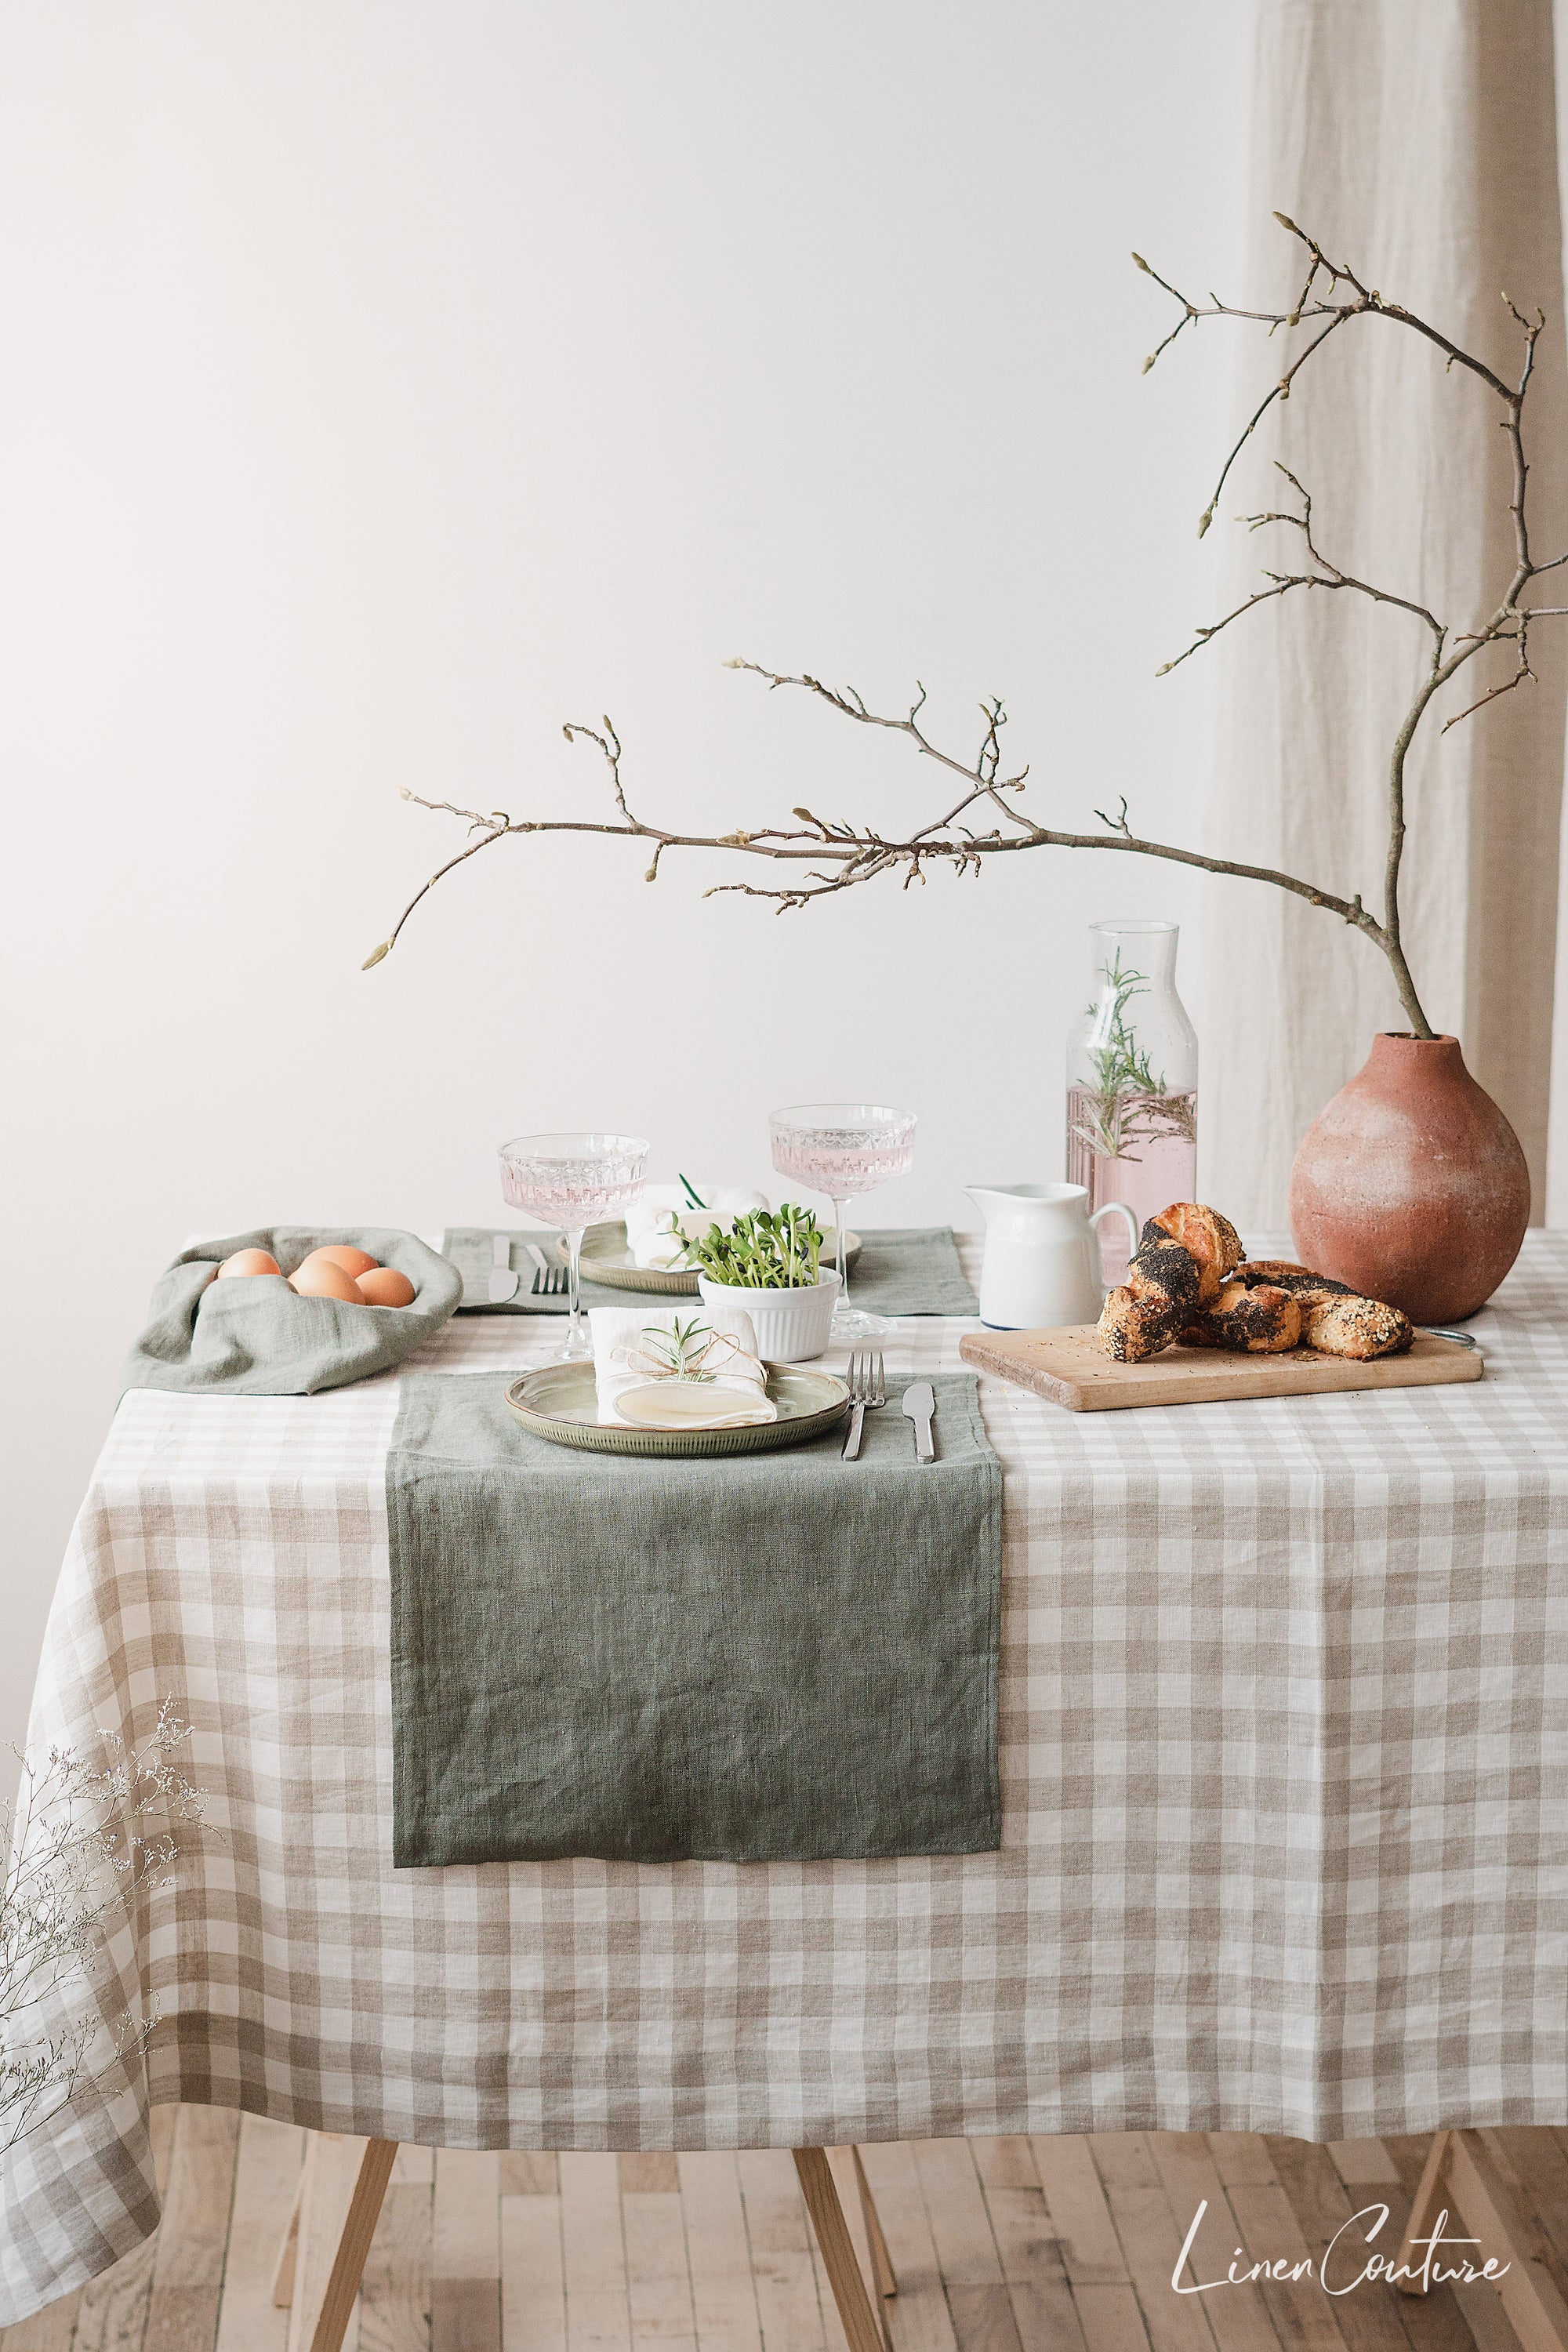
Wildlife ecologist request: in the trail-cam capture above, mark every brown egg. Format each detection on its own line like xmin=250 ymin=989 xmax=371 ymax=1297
xmin=299 ymin=1244 xmax=379 ymax=1279
xmin=217 ymin=1249 xmax=281 ymax=1279
xmin=289 ymin=1258 xmax=365 ymax=1303
xmin=357 ymin=1265 xmax=416 ymax=1309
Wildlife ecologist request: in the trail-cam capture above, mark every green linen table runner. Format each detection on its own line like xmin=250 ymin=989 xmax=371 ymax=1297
xmin=442 ymin=1224 xmax=977 ymax=1316
xmin=388 ymin=1370 xmax=1001 ymax=1866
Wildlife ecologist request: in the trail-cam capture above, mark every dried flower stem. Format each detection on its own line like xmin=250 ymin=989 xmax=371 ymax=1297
xmin=2 ymin=1701 xmax=206 ymax=2151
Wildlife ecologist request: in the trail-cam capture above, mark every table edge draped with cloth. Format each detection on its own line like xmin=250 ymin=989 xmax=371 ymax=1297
xmin=5 ymin=1232 xmax=1566 ymax=2330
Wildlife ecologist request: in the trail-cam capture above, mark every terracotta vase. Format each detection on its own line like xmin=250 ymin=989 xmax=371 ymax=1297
xmin=1287 ymin=1033 xmax=1530 ymax=1323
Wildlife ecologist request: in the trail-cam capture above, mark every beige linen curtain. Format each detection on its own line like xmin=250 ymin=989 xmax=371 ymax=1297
xmin=1196 ymin=0 xmax=1568 ymax=1228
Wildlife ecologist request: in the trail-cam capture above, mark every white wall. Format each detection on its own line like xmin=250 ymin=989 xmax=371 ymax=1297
xmin=0 ymin=4 xmax=1250 ymax=1759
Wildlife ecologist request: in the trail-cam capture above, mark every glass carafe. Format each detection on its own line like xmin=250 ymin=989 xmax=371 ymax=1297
xmin=1065 ymin=919 xmax=1198 ymax=1287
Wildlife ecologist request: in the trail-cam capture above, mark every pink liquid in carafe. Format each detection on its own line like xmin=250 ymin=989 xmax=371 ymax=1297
xmin=1065 ymin=1088 xmax=1198 ymax=1287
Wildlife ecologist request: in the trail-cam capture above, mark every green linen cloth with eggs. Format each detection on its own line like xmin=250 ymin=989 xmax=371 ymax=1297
xmin=121 ymin=1226 xmax=461 ymax=1396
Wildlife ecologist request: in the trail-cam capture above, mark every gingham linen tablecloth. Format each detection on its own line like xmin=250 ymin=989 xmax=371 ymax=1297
xmin=5 ymin=1236 xmax=1566 ymax=2318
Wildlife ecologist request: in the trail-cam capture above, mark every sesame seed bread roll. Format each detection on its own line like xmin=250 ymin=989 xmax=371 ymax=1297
xmin=1097 ymin=1286 xmax=1181 ymax=1363
xmin=1180 ymin=1281 xmax=1302 ymax=1353
xmin=1301 ymin=1294 xmax=1414 ymax=1359
xmin=1125 ymin=1235 xmax=1203 ymax=1315
xmin=1145 ymin=1204 xmax=1245 ymax=1305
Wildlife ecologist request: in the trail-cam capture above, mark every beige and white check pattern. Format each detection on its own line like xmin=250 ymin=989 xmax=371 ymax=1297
xmin=4 ymin=1235 xmax=1566 ymax=2319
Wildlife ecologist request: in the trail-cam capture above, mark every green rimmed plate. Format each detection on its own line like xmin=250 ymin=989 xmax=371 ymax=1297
xmin=579 ymin=1221 xmax=861 ymax=1296
xmin=503 ymin=1361 xmax=851 ymax=1457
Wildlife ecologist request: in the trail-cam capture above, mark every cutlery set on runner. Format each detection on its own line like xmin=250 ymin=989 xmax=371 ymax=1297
xmin=840 ymin=1355 xmax=936 ymax=1465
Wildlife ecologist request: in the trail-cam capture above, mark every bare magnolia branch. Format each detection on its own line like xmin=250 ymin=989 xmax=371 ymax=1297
xmin=1441 ymin=613 xmax=1536 ymax=732
xmin=1157 ymin=464 xmax=1450 ymax=677
xmin=368 ymin=216 xmax=1568 ymax=1040
xmin=369 ymin=686 xmax=1390 ymax=937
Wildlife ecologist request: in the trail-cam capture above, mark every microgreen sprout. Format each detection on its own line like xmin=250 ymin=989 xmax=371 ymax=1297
xmin=684 ymin=1204 xmax=824 ymax=1289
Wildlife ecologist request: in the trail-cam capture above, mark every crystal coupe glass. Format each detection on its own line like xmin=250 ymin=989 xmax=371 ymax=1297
xmin=498 ymin=1130 xmax=649 ymax=1361
xmin=768 ymin=1102 xmax=916 ymax=1339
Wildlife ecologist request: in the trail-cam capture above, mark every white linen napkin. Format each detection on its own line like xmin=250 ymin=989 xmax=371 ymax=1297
xmin=623 ymin=1184 xmax=769 ymax=1270
xmin=590 ymin=1305 xmax=777 ymax=1428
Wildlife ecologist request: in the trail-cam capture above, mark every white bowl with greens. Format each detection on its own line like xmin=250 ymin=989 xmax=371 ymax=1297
xmin=691 ymin=1206 xmax=841 ymax=1362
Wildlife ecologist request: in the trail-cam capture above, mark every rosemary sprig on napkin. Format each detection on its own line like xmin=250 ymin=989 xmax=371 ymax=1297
xmin=634 ymin=1316 xmax=718 ymax=1379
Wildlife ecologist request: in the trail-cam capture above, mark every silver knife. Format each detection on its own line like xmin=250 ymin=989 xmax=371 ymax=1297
xmin=488 ymin=1233 xmax=521 ymax=1304
xmin=902 ymin=1381 xmax=936 ymax=1464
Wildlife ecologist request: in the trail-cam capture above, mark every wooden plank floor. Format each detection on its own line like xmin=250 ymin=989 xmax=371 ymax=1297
xmin=8 ymin=2116 xmax=1568 ymax=2352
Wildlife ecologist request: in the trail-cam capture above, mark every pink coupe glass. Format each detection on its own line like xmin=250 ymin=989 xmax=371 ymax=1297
xmin=768 ymin=1102 xmax=916 ymax=1339
xmin=498 ymin=1130 xmax=649 ymax=1361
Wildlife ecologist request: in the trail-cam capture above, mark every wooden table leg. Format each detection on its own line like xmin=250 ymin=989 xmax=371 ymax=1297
xmin=271 ymin=2135 xmax=399 ymax=2352
xmin=272 ymin=2165 xmax=306 ymax=2308
xmin=276 ymin=2131 xmax=896 ymax=2352
xmin=851 ymin=2147 xmax=898 ymax=2300
xmin=1394 ymin=2129 xmax=1453 ymax=2292
xmin=1395 ymin=2128 xmax=1568 ymax=2352
xmin=794 ymin=2147 xmax=894 ymax=2352
xmin=306 ymin=2138 xmax=398 ymax=2352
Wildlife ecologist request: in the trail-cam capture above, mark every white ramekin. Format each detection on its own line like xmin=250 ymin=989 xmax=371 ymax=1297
xmin=695 ymin=1269 xmax=841 ymax=1362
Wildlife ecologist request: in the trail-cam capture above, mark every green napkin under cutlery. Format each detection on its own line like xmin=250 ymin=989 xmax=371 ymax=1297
xmin=441 ymin=1227 xmax=632 ymax=1315
xmin=442 ymin=1224 xmax=977 ymax=1318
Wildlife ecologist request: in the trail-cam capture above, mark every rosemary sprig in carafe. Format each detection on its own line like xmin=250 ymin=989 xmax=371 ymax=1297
xmin=1067 ymin=953 xmax=1197 ymax=1165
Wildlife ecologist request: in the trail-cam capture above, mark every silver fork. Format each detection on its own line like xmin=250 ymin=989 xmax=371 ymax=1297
xmin=523 ymin=1243 xmax=561 ymax=1296
xmin=521 ymin=1242 xmax=568 ymax=1296
xmin=841 ymin=1350 xmax=887 ymax=1460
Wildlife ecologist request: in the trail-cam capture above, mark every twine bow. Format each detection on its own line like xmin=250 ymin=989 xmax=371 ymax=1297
xmin=612 ymin=1315 xmax=764 ymax=1385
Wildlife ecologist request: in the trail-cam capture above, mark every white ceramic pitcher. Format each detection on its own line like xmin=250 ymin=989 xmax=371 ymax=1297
xmin=965 ymin=1183 xmax=1140 ymax=1330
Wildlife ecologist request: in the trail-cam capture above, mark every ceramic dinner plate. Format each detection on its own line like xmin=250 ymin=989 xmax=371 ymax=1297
xmin=579 ymin=1220 xmax=861 ymax=1295
xmin=503 ymin=1361 xmax=851 ymax=1457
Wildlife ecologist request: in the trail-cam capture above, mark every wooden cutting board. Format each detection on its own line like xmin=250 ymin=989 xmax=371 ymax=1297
xmin=958 ymin=1323 xmax=1483 ymax=1410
